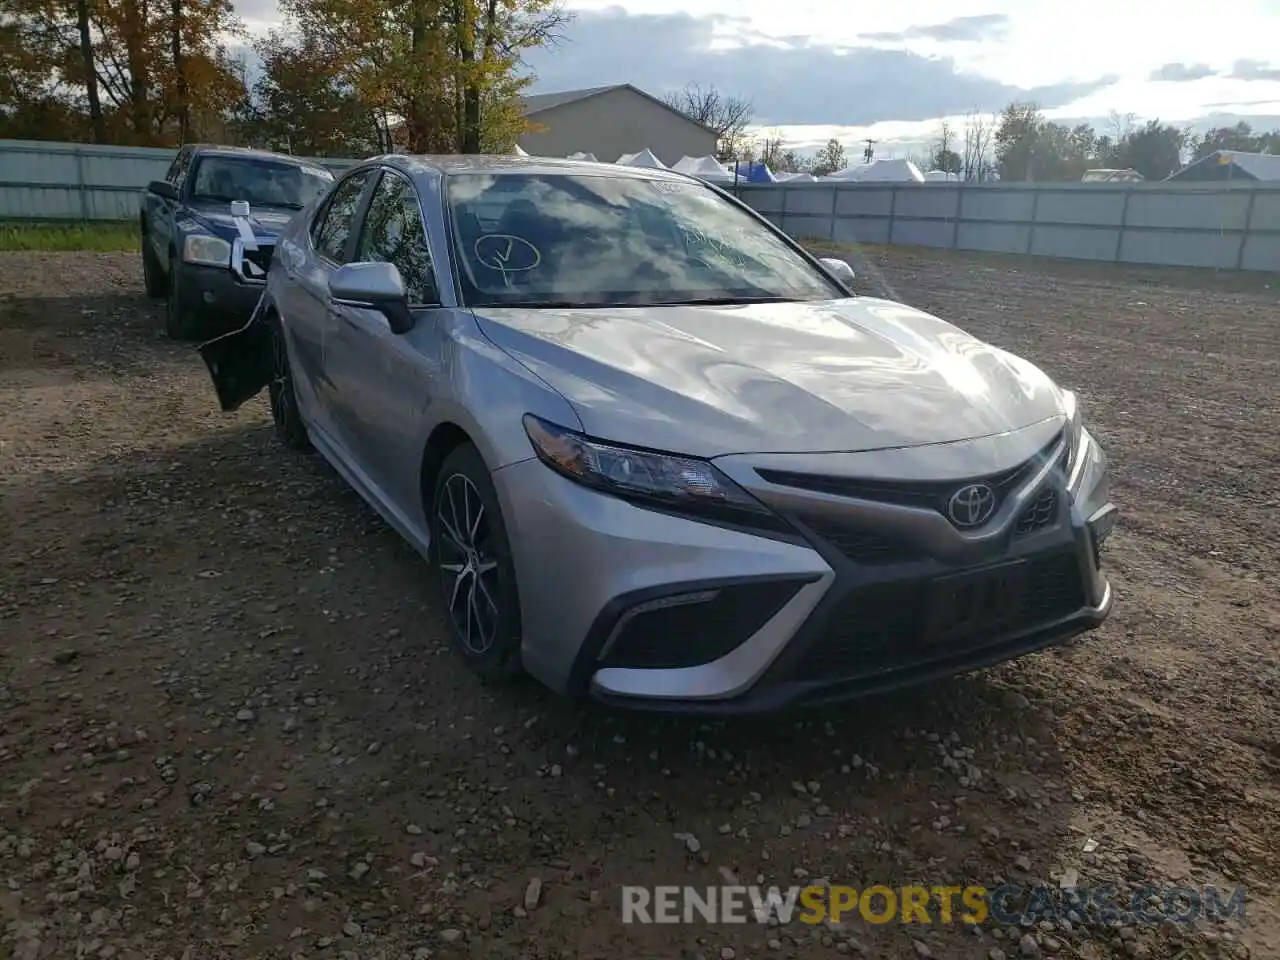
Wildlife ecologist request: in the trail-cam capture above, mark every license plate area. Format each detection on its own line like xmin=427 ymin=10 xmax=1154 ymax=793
xmin=923 ymin=561 xmax=1028 ymax=642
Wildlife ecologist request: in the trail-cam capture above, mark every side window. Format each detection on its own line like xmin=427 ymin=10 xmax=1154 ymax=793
xmin=354 ymin=171 xmax=438 ymax=305
xmin=313 ymin=170 xmax=373 ymax=263
xmin=165 ymin=147 xmax=190 ymax=187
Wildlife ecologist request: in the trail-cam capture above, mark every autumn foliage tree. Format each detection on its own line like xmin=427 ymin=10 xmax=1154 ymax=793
xmin=240 ymin=0 xmax=570 ymax=156
xmin=2 ymin=0 xmax=567 ymax=154
xmin=1 ymin=0 xmax=246 ymax=144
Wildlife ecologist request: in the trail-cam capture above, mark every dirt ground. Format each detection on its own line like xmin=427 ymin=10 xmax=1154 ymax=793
xmin=1 ymin=248 xmax=1277 ymax=960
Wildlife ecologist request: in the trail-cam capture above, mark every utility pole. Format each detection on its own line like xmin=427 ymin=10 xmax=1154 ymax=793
xmin=863 ymin=139 xmax=876 ymax=163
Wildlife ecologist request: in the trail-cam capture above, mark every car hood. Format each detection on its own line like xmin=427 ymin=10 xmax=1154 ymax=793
xmin=474 ymin=297 xmax=1068 ymax=457
xmin=185 ymin=202 xmax=297 ymax=241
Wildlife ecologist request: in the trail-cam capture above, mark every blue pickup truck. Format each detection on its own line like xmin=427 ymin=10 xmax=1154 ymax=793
xmin=140 ymin=145 xmax=334 ymax=340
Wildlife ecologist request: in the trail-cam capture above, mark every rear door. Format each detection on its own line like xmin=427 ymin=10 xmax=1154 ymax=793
xmin=279 ymin=167 xmax=377 ymax=445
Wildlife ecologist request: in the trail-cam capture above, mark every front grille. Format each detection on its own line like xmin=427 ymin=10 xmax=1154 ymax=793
xmin=1014 ymin=488 xmax=1058 ymax=536
xmin=795 ymin=550 xmax=1085 ymax=681
xmin=756 ymin=430 xmax=1065 ymax=527
xmin=243 ymin=242 xmax=274 ymax=278
xmin=790 ymin=511 xmax=918 ymax=565
xmin=233 ymin=241 xmax=275 ymax=282
xmin=600 ymin=579 xmax=807 ymax=670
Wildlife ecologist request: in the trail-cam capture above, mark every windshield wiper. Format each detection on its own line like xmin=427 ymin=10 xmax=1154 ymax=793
xmin=477 ymin=300 xmax=605 ymax=309
xmin=659 ymin=296 xmax=796 ymax=305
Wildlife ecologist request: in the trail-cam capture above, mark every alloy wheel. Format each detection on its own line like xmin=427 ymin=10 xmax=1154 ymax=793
xmin=436 ymin=474 xmax=501 ymax=655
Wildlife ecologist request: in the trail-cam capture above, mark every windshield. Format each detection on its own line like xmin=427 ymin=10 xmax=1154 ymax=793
xmin=445 ymin=173 xmax=845 ymax=308
xmin=190 ymin=156 xmax=333 ymax=210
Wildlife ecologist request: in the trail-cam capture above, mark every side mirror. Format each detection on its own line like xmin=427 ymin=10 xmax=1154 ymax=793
xmin=149 ymin=180 xmax=178 ymax=201
xmin=818 ymin=256 xmax=856 ymax=293
xmin=329 ymin=262 xmax=414 ymax=335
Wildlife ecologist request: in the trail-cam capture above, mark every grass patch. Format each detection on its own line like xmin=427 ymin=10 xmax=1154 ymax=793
xmin=801 ymin=237 xmax=892 ymax=258
xmin=0 ymin=220 xmax=138 ymax=253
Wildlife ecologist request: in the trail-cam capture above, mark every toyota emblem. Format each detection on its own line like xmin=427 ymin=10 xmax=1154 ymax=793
xmin=947 ymin=483 xmax=997 ymax=528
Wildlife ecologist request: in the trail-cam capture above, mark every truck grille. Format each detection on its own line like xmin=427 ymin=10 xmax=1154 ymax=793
xmin=232 ymin=240 xmax=275 ymax=283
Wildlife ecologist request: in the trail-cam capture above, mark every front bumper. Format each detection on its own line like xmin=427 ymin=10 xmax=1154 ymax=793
xmin=174 ymin=263 xmax=265 ymax=337
xmin=493 ymin=421 xmax=1115 ymax=714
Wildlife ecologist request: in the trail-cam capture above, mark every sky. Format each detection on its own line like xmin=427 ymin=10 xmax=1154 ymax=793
xmin=231 ymin=0 xmax=1280 ymax=154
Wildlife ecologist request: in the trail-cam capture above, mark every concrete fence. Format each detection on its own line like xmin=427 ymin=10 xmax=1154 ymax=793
xmin=2 ymin=138 xmax=1278 ymax=272
xmin=738 ymin=180 xmax=1280 ymax=272
xmin=0 ymin=139 xmax=355 ymax=221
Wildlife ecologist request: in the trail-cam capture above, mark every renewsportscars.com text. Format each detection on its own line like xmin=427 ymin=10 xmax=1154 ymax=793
xmin=621 ymin=884 xmax=1247 ymax=926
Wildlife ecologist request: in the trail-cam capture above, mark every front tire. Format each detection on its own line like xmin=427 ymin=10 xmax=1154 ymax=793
xmin=431 ymin=444 xmax=523 ymax=681
xmin=141 ymin=237 xmax=167 ymax=298
xmin=267 ymin=313 xmax=311 ymax=451
xmin=164 ymin=262 xmax=199 ymax=341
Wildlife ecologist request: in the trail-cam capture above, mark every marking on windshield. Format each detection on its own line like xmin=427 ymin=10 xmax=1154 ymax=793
xmin=474 ymin=234 xmax=541 ymax=288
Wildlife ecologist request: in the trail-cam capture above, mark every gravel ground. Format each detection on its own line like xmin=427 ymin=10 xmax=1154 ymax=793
xmin=1 ymin=249 xmax=1277 ymax=960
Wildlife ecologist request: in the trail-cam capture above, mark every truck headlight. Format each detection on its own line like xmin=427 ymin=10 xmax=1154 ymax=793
xmin=183 ymin=234 xmax=231 ymax=267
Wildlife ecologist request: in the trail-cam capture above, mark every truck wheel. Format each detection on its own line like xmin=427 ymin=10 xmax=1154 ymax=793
xmin=164 ymin=263 xmax=199 ymax=341
xmin=141 ymin=236 xmax=167 ymax=298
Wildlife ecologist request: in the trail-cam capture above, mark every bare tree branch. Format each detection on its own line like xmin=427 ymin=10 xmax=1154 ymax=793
xmin=662 ymin=81 xmax=752 ymax=157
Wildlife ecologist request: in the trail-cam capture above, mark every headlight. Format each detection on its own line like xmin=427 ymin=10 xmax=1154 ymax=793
xmin=182 ymin=234 xmax=231 ymax=267
xmin=522 ymin=415 xmax=790 ymax=533
xmin=1060 ymin=389 xmax=1092 ymax=491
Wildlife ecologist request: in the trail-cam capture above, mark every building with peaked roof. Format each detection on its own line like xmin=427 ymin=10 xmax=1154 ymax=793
xmin=1165 ymin=150 xmax=1280 ymax=182
xmin=518 ymin=84 xmax=718 ymax=166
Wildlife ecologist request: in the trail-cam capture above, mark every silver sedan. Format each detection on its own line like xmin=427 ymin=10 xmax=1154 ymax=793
xmin=201 ymin=154 xmax=1117 ymax=713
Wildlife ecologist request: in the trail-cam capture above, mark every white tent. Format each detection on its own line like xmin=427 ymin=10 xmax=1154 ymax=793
xmin=774 ymin=172 xmax=816 ymax=182
xmin=672 ymin=154 xmax=733 ymax=183
xmin=615 ymin=148 xmax=668 ymax=169
xmin=512 ymin=144 xmax=529 ymax=156
xmin=924 ymin=170 xmax=961 ymax=182
xmin=829 ymin=159 xmax=924 ymax=183
xmin=566 ymin=151 xmax=598 ymax=162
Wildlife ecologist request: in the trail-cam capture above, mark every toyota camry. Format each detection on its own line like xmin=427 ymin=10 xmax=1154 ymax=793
xmin=200 ymin=154 xmax=1117 ymax=713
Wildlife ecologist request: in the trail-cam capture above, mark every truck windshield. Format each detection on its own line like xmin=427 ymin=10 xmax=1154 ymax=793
xmin=190 ymin=156 xmax=332 ymax=210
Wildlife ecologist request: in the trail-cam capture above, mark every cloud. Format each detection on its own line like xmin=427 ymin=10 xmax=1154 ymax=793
xmin=861 ymin=14 xmax=1009 ymax=43
xmin=522 ymin=7 xmax=1116 ymax=127
xmin=230 ymin=0 xmax=279 ymax=22
xmin=1147 ymin=62 xmax=1215 ymax=82
xmin=1230 ymin=59 xmax=1280 ymax=82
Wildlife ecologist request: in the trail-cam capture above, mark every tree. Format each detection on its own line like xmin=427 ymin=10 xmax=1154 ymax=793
xmin=756 ymin=129 xmax=807 ymax=171
xmin=930 ymin=120 xmax=961 ymax=174
xmin=258 ymin=0 xmax=568 ymax=156
xmin=1109 ymin=120 xmax=1187 ymax=180
xmin=1107 ymin=109 xmax=1136 ymax=146
xmin=239 ymin=31 xmax=384 ymax=154
xmin=994 ymin=101 xmax=1042 ymax=180
xmin=962 ymin=109 xmax=995 ymax=181
xmin=1 ymin=0 xmax=246 ymax=144
xmin=779 ymin=149 xmax=811 ymax=173
xmin=811 ymin=138 xmax=846 ymax=177
xmin=663 ymin=83 xmax=752 ymax=160
xmin=1191 ymin=121 xmax=1280 ymax=161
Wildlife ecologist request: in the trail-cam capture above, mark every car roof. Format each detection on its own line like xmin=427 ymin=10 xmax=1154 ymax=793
xmin=187 ymin=144 xmax=331 ymax=173
xmin=371 ymin=153 xmax=697 ymax=183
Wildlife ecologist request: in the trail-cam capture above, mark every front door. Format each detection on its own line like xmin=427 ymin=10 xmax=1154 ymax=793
xmin=282 ymin=168 xmax=376 ymax=448
xmin=328 ymin=168 xmax=447 ymax=515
